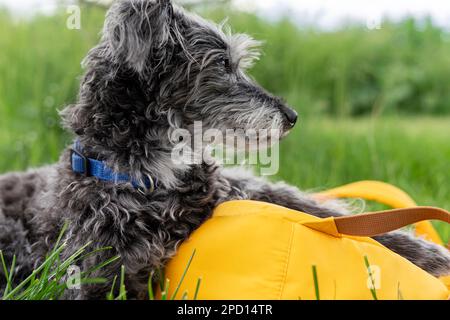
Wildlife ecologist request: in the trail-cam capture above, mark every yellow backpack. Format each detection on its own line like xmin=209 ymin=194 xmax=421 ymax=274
xmin=162 ymin=181 xmax=450 ymax=300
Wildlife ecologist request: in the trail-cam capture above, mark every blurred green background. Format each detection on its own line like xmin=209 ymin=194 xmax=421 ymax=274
xmin=0 ymin=1 xmax=448 ymax=240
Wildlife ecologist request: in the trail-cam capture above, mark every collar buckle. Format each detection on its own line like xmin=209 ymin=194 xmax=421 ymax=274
xmin=70 ymin=148 xmax=91 ymax=177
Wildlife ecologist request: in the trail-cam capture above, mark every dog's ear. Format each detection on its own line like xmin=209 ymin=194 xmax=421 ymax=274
xmin=103 ymin=0 xmax=174 ymax=72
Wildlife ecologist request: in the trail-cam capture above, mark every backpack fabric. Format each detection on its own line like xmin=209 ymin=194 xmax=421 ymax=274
xmin=163 ymin=199 xmax=449 ymax=300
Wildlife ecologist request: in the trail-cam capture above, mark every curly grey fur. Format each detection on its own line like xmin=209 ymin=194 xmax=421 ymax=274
xmin=0 ymin=0 xmax=449 ymax=299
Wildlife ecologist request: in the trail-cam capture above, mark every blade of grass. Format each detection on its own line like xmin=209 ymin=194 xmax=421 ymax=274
xmin=107 ymin=275 xmax=118 ymax=300
xmin=6 ymin=255 xmax=16 ymax=296
xmin=364 ymin=256 xmax=378 ymax=300
xmin=119 ymin=265 xmax=127 ymax=300
xmin=79 ymin=277 xmax=108 ymax=285
xmin=157 ymin=268 xmax=165 ymax=292
xmin=0 ymin=251 xmax=14 ymax=298
xmin=312 ymin=265 xmax=320 ymax=300
xmin=193 ymin=277 xmax=202 ymax=300
xmin=75 ymin=246 xmax=114 ymax=263
xmin=81 ymin=255 xmax=120 ymax=276
xmin=171 ymin=249 xmax=196 ymax=300
xmin=397 ymin=282 xmax=403 ymax=300
xmin=51 ymin=222 xmax=69 ymax=253
xmin=148 ymin=272 xmax=154 ymax=300
xmin=160 ymin=278 xmax=170 ymax=300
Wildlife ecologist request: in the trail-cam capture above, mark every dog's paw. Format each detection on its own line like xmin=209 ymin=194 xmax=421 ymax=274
xmin=417 ymin=240 xmax=450 ymax=277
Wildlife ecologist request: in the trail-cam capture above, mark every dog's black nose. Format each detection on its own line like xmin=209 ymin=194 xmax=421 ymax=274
xmin=280 ymin=104 xmax=298 ymax=127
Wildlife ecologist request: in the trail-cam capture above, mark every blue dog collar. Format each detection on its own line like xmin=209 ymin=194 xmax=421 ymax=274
xmin=70 ymin=141 xmax=155 ymax=192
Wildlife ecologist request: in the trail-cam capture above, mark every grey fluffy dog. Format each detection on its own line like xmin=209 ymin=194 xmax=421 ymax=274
xmin=0 ymin=0 xmax=449 ymax=299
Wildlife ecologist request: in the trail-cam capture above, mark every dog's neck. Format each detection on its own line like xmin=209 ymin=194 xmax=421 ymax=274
xmin=69 ymin=137 xmax=219 ymax=191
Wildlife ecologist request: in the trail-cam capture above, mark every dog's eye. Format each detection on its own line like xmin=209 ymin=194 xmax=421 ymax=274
xmin=218 ymin=56 xmax=232 ymax=72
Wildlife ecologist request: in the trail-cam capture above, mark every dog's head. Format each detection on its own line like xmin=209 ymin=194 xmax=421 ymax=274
xmin=62 ymin=0 xmax=297 ymax=187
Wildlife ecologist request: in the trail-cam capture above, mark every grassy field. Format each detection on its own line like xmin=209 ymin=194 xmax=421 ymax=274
xmin=0 ymin=5 xmax=448 ymax=243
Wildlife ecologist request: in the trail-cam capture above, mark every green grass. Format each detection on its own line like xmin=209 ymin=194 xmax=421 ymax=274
xmin=0 ymin=7 xmax=105 ymax=172
xmin=0 ymin=224 xmax=120 ymax=300
xmin=1 ymin=226 xmax=200 ymax=300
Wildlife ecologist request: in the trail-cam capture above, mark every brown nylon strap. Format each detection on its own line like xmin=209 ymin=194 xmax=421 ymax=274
xmin=334 ymin=206 xmax=450 ymax=237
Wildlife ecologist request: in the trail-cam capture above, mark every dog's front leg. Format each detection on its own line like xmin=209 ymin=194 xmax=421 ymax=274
xmin=222 ymin=168 xmax=450 ymax=277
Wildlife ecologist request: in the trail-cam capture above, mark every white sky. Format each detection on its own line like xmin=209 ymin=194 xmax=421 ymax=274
xmin=233 ymin=0 xmax=450 ymax=29
xmin=2 ymin=0 xmax=450 ymax=29
xmin=0 ymin=0 xmax=59 ymax=14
